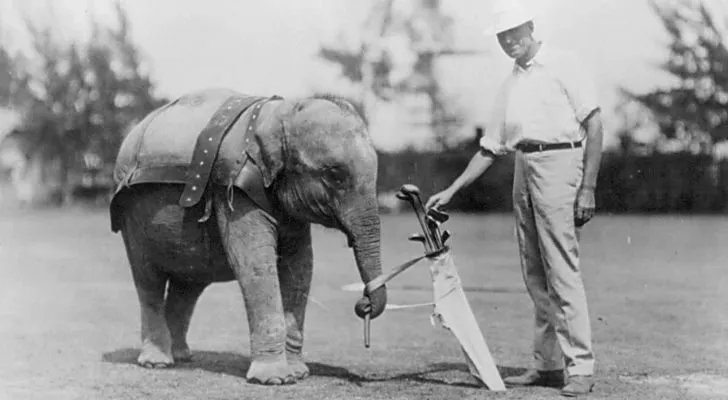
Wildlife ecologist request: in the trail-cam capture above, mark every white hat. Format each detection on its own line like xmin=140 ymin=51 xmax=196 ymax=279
xmin=483 ymin=0 xmax=534 ymax=36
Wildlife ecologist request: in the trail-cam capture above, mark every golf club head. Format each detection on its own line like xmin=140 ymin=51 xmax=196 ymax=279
xmin=442 ymin=230 xmax=451 ymax=244
xmin=398 ymin=184 xmax=425 ymax=210
xmin=428 ymin=208 xmax=450 ymax=223
xmin=397 ymin=184 xmax=441 ymax=254
xmin=399 ymin=184 xmax=421 ymax=197
xmin=408 ymin=233 xmax=426 ymax=243
xmin=426 ymin=214 xmax=442 ymax=227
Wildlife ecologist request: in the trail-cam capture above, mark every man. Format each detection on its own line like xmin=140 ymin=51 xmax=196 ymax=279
xmin=425 ymin=1 xmax=603 ymax=397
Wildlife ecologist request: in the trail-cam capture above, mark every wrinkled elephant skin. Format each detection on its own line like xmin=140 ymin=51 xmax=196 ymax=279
xmin=112 ymin=92 xmax=386 ymax=385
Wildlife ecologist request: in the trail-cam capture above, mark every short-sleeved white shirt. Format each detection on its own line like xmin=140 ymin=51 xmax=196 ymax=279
xmin=480 ymin=44 xmax=599 ymax=152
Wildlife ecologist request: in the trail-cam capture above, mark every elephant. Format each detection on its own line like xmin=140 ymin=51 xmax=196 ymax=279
xmin=109 ymin=89 xmax=387 ymax=385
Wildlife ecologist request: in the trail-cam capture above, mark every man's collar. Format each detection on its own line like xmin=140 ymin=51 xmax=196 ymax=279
xmin=513 ymin=42 xmax=547 ymax=73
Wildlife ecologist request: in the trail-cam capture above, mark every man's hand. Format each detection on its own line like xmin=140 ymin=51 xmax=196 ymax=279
xmin=574 ymin=186 xmax=596 ymax=227
xmin=426 ymin=188 xmax=455 ymax=210
xmin=425 ymin=149 xmax=495 ymax=212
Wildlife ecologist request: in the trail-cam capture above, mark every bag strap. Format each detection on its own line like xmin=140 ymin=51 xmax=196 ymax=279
xmin=364 ymin=247 xmax=449 ymax=294
xmin=179 ymin=95 xmax=264 ymax=208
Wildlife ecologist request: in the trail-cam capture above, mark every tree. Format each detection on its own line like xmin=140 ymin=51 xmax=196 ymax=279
xmin=0 ymin=37 xmax=17 ymax=107
xmin=318 ymin=0 xmax=478 ymax=149
xmin=626 ymin=0 xmax=728 ymax=154
xmin=0 ymin=29 xmax=31 ymax=110
xmin=0 ymin=0 xmax=165 ymax=201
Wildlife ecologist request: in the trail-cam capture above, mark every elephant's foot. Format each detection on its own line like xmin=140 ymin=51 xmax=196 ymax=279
xmin=172 ymin=345 xmax=193 ymax=362
xmin=137 ymin=345 xmax=174 ymax=369
xmin=287 ymin=354 xmax=309 ymax=380
xmin=246 ymin=356 xmax=296 ymax=385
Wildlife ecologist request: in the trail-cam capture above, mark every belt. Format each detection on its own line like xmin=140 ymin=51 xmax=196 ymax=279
xmin=515 ymin=140 xmax=582 ymax=153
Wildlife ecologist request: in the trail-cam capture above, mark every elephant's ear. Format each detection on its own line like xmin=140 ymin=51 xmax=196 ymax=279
xmin=246 ymin=101 xmax=287 ymax=188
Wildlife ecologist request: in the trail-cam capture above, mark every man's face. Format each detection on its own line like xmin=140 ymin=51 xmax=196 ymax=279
xmin=497 ymin=22 xmax=534 ymax=59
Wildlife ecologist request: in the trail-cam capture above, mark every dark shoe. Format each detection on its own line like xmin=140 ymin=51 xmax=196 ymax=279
xmin=561 ymin=375 xmax=594 ymax=397
xmin=503 ymin=369 xmax=564 ymax=388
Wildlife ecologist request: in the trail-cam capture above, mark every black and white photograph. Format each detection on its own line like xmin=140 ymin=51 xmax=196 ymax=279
xmin=1 ymin=0 xmax=727 ymax=399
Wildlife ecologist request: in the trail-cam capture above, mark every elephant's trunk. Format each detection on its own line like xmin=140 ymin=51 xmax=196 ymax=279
xmin=344 ymin=201 xmax=387 ymax=319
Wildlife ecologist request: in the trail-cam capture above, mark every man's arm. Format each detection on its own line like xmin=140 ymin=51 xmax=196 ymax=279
xmin=426 ymin=149 xmax=496 ymax=210
xmin=574 ymin=109 xmax=603 ymax=226
xmin=449 ymin=149 xmax=496 ymax=193
xmin=557 ymin=50 xmax=603 ymax=226
xmin=580 ymin=109 xmax=603 ymax=190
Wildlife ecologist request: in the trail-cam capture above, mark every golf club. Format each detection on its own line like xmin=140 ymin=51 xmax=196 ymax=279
xmin=397 ymin=185 xmax=436 ymax=252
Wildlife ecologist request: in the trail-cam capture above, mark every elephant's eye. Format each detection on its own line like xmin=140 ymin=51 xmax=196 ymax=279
xmin=323 ymin=165 xmax=348 ymax=186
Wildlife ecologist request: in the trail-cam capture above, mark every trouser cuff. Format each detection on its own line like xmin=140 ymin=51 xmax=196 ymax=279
xmin=535 ymin=360 xmax=565 ymax=371
xmin=566 ymin=363 xmax=594 ymax=376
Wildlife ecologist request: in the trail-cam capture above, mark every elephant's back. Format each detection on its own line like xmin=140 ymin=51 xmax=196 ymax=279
xmin=113 ymin=88 xmax=241 ymax=187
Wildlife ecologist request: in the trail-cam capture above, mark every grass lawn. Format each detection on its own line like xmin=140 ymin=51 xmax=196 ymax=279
xmin=0 ymin=207 xmax=726 ymax=399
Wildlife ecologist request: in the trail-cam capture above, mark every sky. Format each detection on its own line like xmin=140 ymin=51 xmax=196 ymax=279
xmin=2 ymin=0 xmax=721 ymax=150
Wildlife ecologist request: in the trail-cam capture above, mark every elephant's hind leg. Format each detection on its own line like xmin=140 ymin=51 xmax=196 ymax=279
xmin=121 ymin=229 xmax=174 ymax=368
xmin=136 ymin=278 xmax=174 ymax=368
xmin=165 ymin=279 xmax=208 ymax=362
xmin=125 ymin=239 xmax=174 ymax=368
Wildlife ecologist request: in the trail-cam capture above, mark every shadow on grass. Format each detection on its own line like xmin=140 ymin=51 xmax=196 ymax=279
xmin=359 ymin=362 xmax=528 ymax=389
xmin=102 ymin=348 xmax=250 ymax=378
xmin=102 ymin=348 xmax=526 ymax=389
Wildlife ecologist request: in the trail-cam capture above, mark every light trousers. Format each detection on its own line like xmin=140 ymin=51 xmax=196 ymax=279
xmin=512 ymin=147 xmax=594 ymax=376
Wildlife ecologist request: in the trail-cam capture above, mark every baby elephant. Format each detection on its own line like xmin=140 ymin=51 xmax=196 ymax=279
xmin=109 ymin=89 xmax=387 ymax=384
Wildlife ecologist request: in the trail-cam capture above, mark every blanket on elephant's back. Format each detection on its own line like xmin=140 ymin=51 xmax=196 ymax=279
xmin=111 ymin=88 xmax=277 ymax=232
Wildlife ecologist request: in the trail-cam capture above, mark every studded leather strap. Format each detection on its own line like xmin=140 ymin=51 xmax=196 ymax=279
xmin=179 ymin=95 xmax=264 ymax=207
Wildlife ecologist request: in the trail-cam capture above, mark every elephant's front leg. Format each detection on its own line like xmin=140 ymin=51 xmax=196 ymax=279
xmin=278 ymin=222 xmax=313 ymax=380
xmin=213 ymin=191 xmax=294 ymax=385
